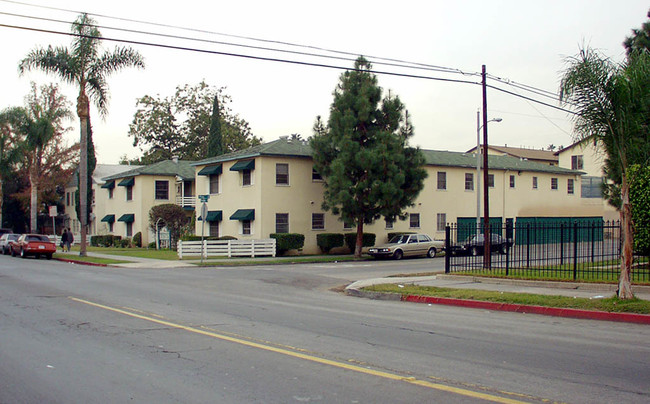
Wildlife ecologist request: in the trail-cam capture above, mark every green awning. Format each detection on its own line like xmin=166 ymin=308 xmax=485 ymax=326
xmin=198 ymin=210 xmax=222 ymax=222
xmin=230 ymin=209 xmax=255 ymax=221
xmin=101 ymin=180 xmax=115 ymax=189
xmin=117 ymin=214 xmax=135 ymax=223
xmin=197 ymin=164 xmax=223 ymax=176
xmin=118 ymin=177 xmax=135 ymax=187
xmin=229 ymin=159 xmax=255 ymax=171
xmin=101 ymin=214 xmax=115 ymax=223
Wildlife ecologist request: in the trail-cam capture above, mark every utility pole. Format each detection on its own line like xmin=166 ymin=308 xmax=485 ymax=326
xmin=482 ymin=65 xmax=492 ymax=268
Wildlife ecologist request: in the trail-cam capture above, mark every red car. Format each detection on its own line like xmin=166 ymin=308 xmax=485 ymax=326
xmin=10 ymin=234 xmax=56 ymax=259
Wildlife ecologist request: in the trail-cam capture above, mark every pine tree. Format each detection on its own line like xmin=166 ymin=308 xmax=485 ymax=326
xmin=207 ymin=94 xmax=223 ymax=157
xmin=311 ymin=57 xmax=427 ymax=257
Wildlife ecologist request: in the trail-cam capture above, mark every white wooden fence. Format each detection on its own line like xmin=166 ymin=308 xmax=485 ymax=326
xmin=177 ymin=239 xmax=276 ymax=259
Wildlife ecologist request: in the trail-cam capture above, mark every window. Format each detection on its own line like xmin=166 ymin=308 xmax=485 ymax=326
xmin=437 ymin=213 xmax=446 ymax=232
xmin=532 ymin=176 xmax=538 ymax=189
xmin=275 ymin=213 xmax=289 ymax=233
xmin=385 ymin=218 xmax=394 ymax=229
xmin=509 ymin=175 xmax=515 ymax=188
xmin=108 ymin=188 xmax=114 ymax=199
xmin=66 ymin=192 xmax=70 ymax=206
xmin=437 ymin=172 xmax=446 ymax=190
xmin=343 ymin=221 xmax=353 ymax=230
xmin=409 ymin=213 xmax=420 ymax=229
xmin=581 ymin=176 xmax=603 ymax=198
xmin=488 ymin=174 xmax=495 ymax=188
xmin=571 ymin=155 xmax=584 ymax=170
xmin=155 ymin=180 xmax=169 ymax=200
xmin=126 ymin=185 xmax=133 ymax=201
xmin=126 ymin=222 xmax=133 ymax=237
xmin=276 ymin=163 xmax=289 ymax=185
xmin=312 ymin=169 xmax=323 ymax=181
xmin=465 ymin=173 xmax=474 ymax=191
xmin=209 ymin=174 xmax=219 ymax=194
xmin=108 ymin=222 xmax=114 ymax=232
xmin=209 ymin=221 xmax=219 ymax=237
xmin=312 ymin=213 xmax=325 ymax=230
xmin=242 ymin=169 xmax=252 ymax=186
xmin=551 ymin=178 xmax=558 ymax=190
xmin=242 ymin=220 xmax=251 ymax=235
xmin=567 ymin=178 xmax=575 ymax=194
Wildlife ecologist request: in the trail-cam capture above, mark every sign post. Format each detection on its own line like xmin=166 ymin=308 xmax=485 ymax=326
xmin=48 ymin=205 xmax=58 ymax=238
xmin=198 ymin=195 xmax=210 ymax=264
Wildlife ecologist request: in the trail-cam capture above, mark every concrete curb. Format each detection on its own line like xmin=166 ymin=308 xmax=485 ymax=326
xmin=54 ymin=257 xmax=109 ymax=267
xmin=403 ymin=294 xmax=650 ymax=325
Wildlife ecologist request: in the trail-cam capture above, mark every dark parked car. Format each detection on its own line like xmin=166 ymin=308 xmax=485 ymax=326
xmin=447 ymin=233 xmax=513 ymax=256
xmin=0 ymin=233 xmax=20 ymax=255
xmin=9 ymin=234 xmax=56 ymax=259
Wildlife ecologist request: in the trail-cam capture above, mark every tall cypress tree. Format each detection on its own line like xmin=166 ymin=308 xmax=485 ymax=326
xmin=75 ymin=118 xmax=96 ymax=228
xmin=311 ymin=57 xmax=427 ymax=257
xmin=207 ymin=94 xmax=223 ymax=157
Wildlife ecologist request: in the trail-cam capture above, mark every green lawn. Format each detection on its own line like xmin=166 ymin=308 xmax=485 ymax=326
xmin=54 ymin=253 xmax=131 ymax=265
xmin=68 ymin=246 xmax=180 ymax=260
xmin=364 ymin=284 xmax=650 ymax=314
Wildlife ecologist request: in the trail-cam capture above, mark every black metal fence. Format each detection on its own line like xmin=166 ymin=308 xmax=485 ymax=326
xmin=444 ymin=220 xmax=650 ymax=283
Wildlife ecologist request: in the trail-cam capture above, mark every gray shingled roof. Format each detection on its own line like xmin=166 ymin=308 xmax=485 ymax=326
xmin=193 ymin=137 xmax=579 ymax=175
xmin=102 ymin=159 xmax=196 ymax=181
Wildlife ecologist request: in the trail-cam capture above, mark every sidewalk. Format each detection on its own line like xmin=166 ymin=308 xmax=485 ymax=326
xmin=346 ymin=274 xmax=650 ymax=324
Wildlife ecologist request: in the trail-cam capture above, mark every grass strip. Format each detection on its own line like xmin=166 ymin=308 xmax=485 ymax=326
xmin=363 ymin=284 xmax=650 ymax=314
xmin=54 ymin=254 xmax=130 ymax=265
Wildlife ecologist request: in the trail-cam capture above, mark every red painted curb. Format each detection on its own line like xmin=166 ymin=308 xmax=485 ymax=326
xmin=403 ymin=295 xmax=650 ymax=325
xmin=54 ymin=258 xmax=108 ymax=267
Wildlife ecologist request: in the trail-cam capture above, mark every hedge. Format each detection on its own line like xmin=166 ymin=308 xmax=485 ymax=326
xmin=344 ymin=232 xmax=376 ymax=251
xmin=180 ymin=235 xmax=238 ymax=241
xmin=316 ymin=233 xmax=344 ymax=254
xmin=90 ymin=235 xmax=122 ymax=247
xmin=270 ymin=233 xmax=305 ymax=255
xmin=133 ymin=232 xmax=142 ymax=248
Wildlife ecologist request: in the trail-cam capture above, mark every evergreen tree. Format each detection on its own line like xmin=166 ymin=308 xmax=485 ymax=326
xmin=311 ymin=57 xmax=427 ymax=257
xmin=624 ymin=10 xmax=650 ymax=56
xmin=207 ymin=94 xmax=223 ymax=157
xmin=75 ymin=118 xmax=96 ymax=227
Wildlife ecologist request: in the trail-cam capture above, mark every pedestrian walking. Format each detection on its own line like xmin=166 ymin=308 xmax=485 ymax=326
xmin=60 ymin=228 xmax=68 ymax=252
xmin=65 ymin=228 xmax=73 ymax=252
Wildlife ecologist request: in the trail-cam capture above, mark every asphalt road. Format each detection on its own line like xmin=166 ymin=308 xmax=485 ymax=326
xmin=1 ymin=255 xmax=649 ymax=404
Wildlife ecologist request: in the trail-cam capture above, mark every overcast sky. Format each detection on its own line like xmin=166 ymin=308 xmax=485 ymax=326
xmin=1 ymin=0 xmax=648 ymax=164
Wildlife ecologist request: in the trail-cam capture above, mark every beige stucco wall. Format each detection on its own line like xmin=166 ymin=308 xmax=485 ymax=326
xmin=195 ymin=156 xmax=592 ymax=254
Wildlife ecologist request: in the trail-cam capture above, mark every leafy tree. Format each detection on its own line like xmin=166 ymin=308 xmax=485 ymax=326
xmin=629 ymin=164 xmax=650 ymax=255
xmin=624 ymin=10 xmax=650 ymax=56
xmin=128 ymin=81 xmax=261 ymax=163
xmin=311 ymin=57 xmax=427 ymax=258
xmin=19 ymin=13 xmax=145 ymax=255
xmin=0 ymin=108 xmax=27 ymax=227
xmin=149 ymin=203 xmax=189 ymax=249
xmin=560 ymin=48 xmax=650 ymax=299
xmin=207 ymin=94 xmax=223 ymax=157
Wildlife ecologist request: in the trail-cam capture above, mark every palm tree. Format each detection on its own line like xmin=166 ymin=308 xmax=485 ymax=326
xmin=560 ymin=48 xmax=650 ymax=299
xmin=19 ymin=13 xmax=144 ymax=255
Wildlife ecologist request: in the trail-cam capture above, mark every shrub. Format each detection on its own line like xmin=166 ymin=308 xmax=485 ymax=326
xmin=344 ymin=233 xmax=376 ymax=252
xmin=270 ymin=233 xmax=305 ymax=255
xmin=133 ymin=232 xmax=142 ymax=248
xmin=316 ymin=233 xmax=344 ymax=254
xmin=120 ymin=238 xmax=131 ymax=248
xmin=147 ymin=242 xmax=156 ymax=249
xmin=90 ymin=235 xmax=122 ymax=247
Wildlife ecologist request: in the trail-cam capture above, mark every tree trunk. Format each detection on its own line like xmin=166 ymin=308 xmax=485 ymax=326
xmin=618 ymin=176 xmax=634 ymax=299
xmin=29 ymin=158 xmax=38 ymax=233
xmin=355 ymin=220 xmax=363 ymax=258
xmin=77 ymin=93 xmax=89 ymax=257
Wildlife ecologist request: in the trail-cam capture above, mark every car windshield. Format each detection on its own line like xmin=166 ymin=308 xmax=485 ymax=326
xmin=388 ymin=235 xmax=410 ymax=244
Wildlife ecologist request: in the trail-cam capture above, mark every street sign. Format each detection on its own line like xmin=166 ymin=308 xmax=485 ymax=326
xmin=200 ymin=202 xmax=208 ymax=220
xmin=49 ymin=206 xmax=58 ymax=217
xmin=198 ymin=194 xmax=210 ymax=203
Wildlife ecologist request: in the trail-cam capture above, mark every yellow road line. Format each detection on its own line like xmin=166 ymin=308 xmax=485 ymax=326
xmin=69 ymin=296 xmax=531 ymax=404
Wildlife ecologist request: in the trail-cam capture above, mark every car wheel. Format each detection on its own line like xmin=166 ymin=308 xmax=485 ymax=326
xmin=11 ymin=248 xmax=16 ymax=257
xmin=427 ymin=248 xmax=437 ymax=258
xmin=20 ymin=248 xmax=26 ymax=258
xmin=46 ymin=253 xmax=52 ymax=260
xmin=471 ymin=247 xmax=479 ymax=256
xmin=393 ymin=250 xmax=403 ymax=260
